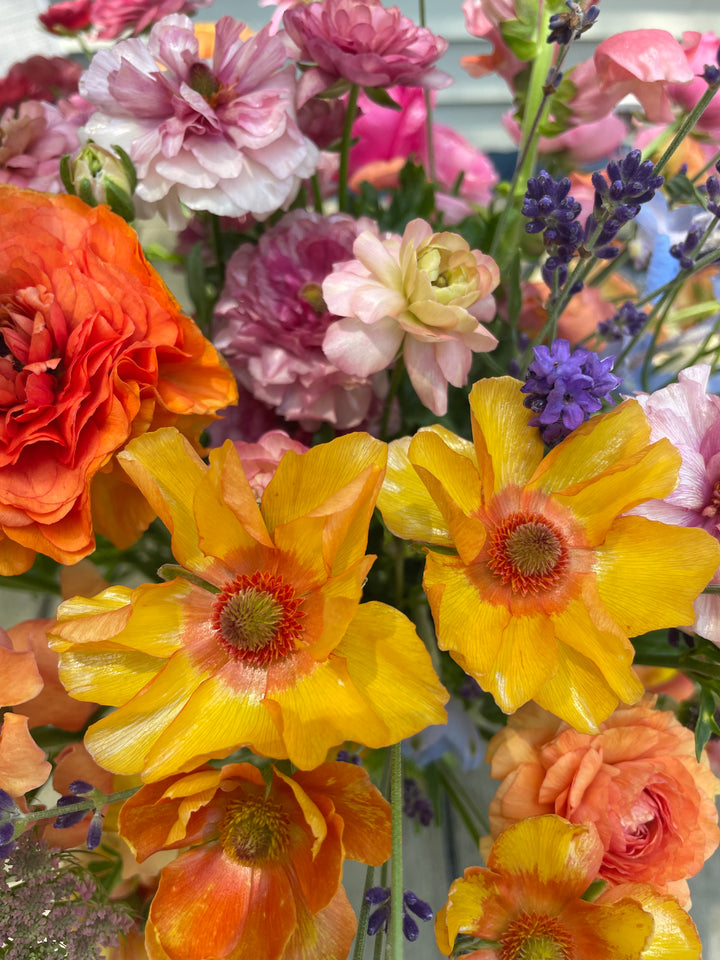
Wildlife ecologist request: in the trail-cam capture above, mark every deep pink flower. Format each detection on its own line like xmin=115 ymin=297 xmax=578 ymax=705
xmin=90 ymin=0 xmax=214 ymax=39
xmin=350 ymin=86 xmax=498 ymax=212
xmin=0 ymin=56 xmax=82 ymax=112
xmin=0 ymin=101 xmax=80 ymax=192
xmin=461 ymin=1 xmax=526 ymax=83
xmin=667 ymin=32 xmax=720 ymax=139
xmin=630 ymin=365 xmax=720 ymax=645
xmin=80 ymin=15 xmax=318 ymax=225
xmin=570 ymin=30 xmax=694 ymax=124
xmin=322 ymin=219 xmax=499 ymax=416
xmin=213 ymin=210 xmax=385 ymax=429
xmin=39 ymin=0 xmax=93 ymax=34
xmin=283 ymin=0 xmax=451 ymax=104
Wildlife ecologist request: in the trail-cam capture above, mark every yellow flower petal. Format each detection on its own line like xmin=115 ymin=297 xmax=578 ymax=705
xmin=468 ymin=377 xmax=544 ymax=499
xmin=532 ymin=643 xmax=624 ymax=733
xmin=595 ymin=517 xmax=720 ymax=635
xmin=480 ymin=615 xmax=559 ymax=715
xmin=600 ymin=883 xmax=701 ymax=960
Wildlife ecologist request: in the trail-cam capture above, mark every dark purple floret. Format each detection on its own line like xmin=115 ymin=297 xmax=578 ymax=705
xmin=365 ymin=888 xmax=433 ymax=941
xmin=670 ymin=223 xmax=705 ymax=270
xmin=547 ymin=1 xmax=599 ymax=45
xmin=522 ymin=171 xmax=584 ymax=288
xmin=53 ymin=796 xmax=88 ymax=830
xmin=587 ymin=151 xmax=664 ymax=254
xmin=598 ymin=301 xmax=648 ymax=340
xmin=335 ymin=749 xmax=362 ymax=764
xmin=706 ymin=175 xmax=720 ymax=217
xmin=86 ymin=812 xmax=103 ymax=851
xmin=702 ymin=63 xmax=720 ymax=85
xmin=403 ymin=778 xmax=434 ymax=826
xmin=404 ymin=890 xmax=434 ymax=922
xmin=521 ymin=339 xmax=621 ymax=446
xmin=68 ymin=780 xmax=94 ymax=796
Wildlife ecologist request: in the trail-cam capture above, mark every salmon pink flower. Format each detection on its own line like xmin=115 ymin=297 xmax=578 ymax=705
xmin=283 ymin=0 xmax=451 ymax=103
xmin=49 ymin=428 xmax=448 ymax=780
xmin=485 ymin=699 xmax=720 ymax=905
xmin=322 ymin=219 xmax=499 ymax=416
xmin=0 ymin=101 xmax=80 ymax=192
xmin=435 ymin=816 xmax=656 ymax=960
xmin=0 ymin=186 xmax=237 ymax=575
xmin=80 ymin=15 xmax=318 ymax=225
xmin=377 ymin=376 xmax=720 ymax=731
xmin=119 ymin=761 xmax=391 ymax=960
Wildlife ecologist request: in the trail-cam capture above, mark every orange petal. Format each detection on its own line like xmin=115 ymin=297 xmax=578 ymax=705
xmin=0 ymin=712 xmax=51 ymax=796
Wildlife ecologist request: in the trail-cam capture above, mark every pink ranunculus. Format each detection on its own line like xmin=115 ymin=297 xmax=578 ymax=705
xmin=0 ymin=101 xmax=80 ymax=192
xmin=232 ymin=430 xmax=309 ymax=499
xmin=90 ymin=0 xmax=214 ymax=39
xmin=0 ymin=56 xmax=82 ymax=112
xmin=213 ymin=209 xmax=385 ymax=429
xmin=570 ymin=30 xmax=695 ymax=124
xmin=79 ymin=15 xmax=318 ymax=226
xmin=283 ymin=0 xmax=451 ymax=104
xmin=350 ymin=87 xmax=498 ymax=211
xmin=39 ymin=0 xmax=93 ymax=34
xmin=667 ymin=32 xmax=720 ymax=139
xmin=629 ymin=365 xmax=720 ymax=645
xmin=322 ymin=219 xmax=499 ymax=416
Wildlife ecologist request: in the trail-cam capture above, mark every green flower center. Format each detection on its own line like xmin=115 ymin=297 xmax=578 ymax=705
xmin=212 ymin=572 xmax=304 ymax=667
xmin=499 ymin=914 xmax=572 ymax=960
xmin=299 ymin=282 xmax=327 ymax=315
xmin=188 ymin=62 xmax=220 ymax=104
xmin=220 ymin=796 xmax=290 ymax=864
xmin=488 ymin=512 xmax=568 ymax=596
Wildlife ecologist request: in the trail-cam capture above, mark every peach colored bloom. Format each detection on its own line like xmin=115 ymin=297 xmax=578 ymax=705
xmin=0 ymin=186 xmax=237 ymax=575
xmin=485 ymin=699 xmax=720 ymax=904
xmin=0 ymin=628 xmax=50 ymax=797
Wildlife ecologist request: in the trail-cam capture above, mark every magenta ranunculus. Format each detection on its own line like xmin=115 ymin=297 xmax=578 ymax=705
xmin=283 ymin=0 xmax=451 ymax=104
xmin=79 ymin=15 xmax=318 ymax=226
xmin=0 ymin=101 xmax=80 ymax=192
xmin=213 ymin=210 xmax=385 ymax=429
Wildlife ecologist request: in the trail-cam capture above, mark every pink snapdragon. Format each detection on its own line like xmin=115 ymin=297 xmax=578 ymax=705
xmin=461 ymin=0 xmax=524 ymax=83
xmin=79 ymin=15 xmax=318 ymax=225
xmin=630 ymin=365 xmax=720 ymax=645
xmin=667 ymin=32 xmax=720 ymax=140
xmin=213 ymin=210 xmax=384 ymax=429
xmin=283 ymin=0 xmax=451 ymax=103
xmin=570 ymin=30 xmax=694 ymax=123
xmin=0 ymin=101 xmax=80 ymax=191
xmin=322 ymin=219 xmax=499 ymax=416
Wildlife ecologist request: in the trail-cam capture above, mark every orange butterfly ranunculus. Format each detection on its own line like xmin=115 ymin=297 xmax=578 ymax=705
xmin=0 ymin=185 xmax=237 ymax=575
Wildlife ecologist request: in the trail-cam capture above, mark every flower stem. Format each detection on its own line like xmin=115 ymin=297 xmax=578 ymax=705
xmin=389 ymin=741 xmax=404 ymax=960
xmin=353 ymin=864 xmax=376 ymax=960
xmin=652 ymin=79 xmax=720 ymax=177
xmin=338 ymin=84 xmax=360 ymax=213
xmin=380 ymin=356 xmax=405 ymax=442
xmin=20 ymin=787 xmax=140 ymax=823
xmin=418 ymin=0 xmax=436 ymax=183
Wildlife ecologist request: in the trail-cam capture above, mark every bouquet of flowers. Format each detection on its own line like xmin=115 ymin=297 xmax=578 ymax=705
xmin=2 ymin=0 xmax=720 ymax=957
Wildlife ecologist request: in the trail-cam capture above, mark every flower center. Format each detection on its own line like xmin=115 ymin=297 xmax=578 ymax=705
xmin=211 ymin=571 xmax=304 ymax=666
xmin=488 ymin=512 xmax=568 ymax=596
xmin=188 ymin=62 xmax=220 ymax=105
xmin=298 ymin=281 xmax=327 ymax=315
xmin=219 ymin=796 xmax=291 ymax=865
xmin=702 ymin=480 xmax=720 ymax=518
xmin=499 ymin=914 xmax=572 ymax=960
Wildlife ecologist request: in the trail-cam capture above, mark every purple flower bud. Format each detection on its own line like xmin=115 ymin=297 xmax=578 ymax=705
xmin=367 ymin=905 xmax=390 ymax=936
xmin=86 ymin=812 xmax=103 ymax=851
xmin=54 ymin=796 xmax=89 ymax=830
xmin=68 ymin=780 xmax=94 ymax=796
xmin=404 ymin=891 xmax=434 ymax=922
xmin=403 ymin=914 xmax=420 ymax=941
xmin=365 ymin=886 xmax=391 ymax=905
xmin=0 ymin=819 xmax=15 ymax=844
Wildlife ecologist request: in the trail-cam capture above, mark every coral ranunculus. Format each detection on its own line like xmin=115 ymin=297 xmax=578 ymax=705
xmin=49 ymin=428 xmax=448 ymax=780
xmin=0 ymin=186 xmax=237 ymax=575
xmin=485 ymin=700 xmax=720 ymax=905
xmin=377 ymin=377 xmax=720 ymax=731
xmin=119 ymin=761 xmax=392 ymax=960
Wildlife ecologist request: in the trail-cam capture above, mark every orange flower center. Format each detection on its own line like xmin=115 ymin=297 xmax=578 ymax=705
xmin=188 ymin=61 xmax=221 ymax=105
xmin=702 ymin=479 xmax=720 ymax=518
xmin=212 ymin=571 xmax=304 ymax=666
xmin=487 ymin=512 xmax=568 ymax=596
xmin=219 ymin=796 xmax=291 ymax=864
xmin=499 ymin=913 xmax=572 ymax=960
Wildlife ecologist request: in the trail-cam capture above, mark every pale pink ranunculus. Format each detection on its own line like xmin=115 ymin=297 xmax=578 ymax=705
xmin=322 ymin=219 xmax=499 ymax=416
xmin=0 ymin=100 xmax=80 ymax=192
xmin=629 ymin=365 xmax=720 ymax=646
xmin=667 ymin=32 xmax=720 ymax=139
xmin=570 ymin=30 xmax=695 ymax=124
xmin=283 ymin=0 xmax=451 ymax=104
xmin=213 ymin=209 xmax=384 ymax=429
xmin=350 ymin=87 xmax=498 ymax=212
xmin=80 ymin=15 xmax=318 ymax=226
xmin=485 ymin=699 xmax=720 ymax=906
xmin=232 ymin=431 xmax=309 ymax=499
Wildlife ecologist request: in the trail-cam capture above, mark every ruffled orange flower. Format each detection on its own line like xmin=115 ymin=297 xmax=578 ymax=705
xmin=485 ymin=699 xmax=720 ymax=905
xmin=118 ymin=760 xmax=391 ymax=960
xmin=378 ymin=376 xmax=720 ymax=731
xmin=50 ymin=428 xmax=448 ymax=780
xmin=0 ymin=185 xmax=237 ymax=575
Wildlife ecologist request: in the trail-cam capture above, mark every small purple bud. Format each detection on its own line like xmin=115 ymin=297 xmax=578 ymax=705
xmin=404 ymin=891 xmax=434 ymax=922
xmin=68 ymin=780 xmax=94 ymax=796
xmin=365 ymin=886 xmax=391 ymax=905
xmin=0 ymin=789 xmax=20 ymax=814
xmin=0 ymin=820 xmax=15 ymax=844
xmin=403 ymin=914 xmax=420 ymax=942
xmin=86 ymin=811 xmax=103 ymax=850
xmin=367 ymin=906 xmax=390 ymax=936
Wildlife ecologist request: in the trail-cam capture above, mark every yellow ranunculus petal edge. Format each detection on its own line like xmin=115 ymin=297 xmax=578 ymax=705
xmin=409 ymin=431 xmax=487 ymax=564
xmin=600 ymin=883 xmax=701 ymax=960
xmin=595 ymin=517 xmax=720 ymax=635
xmin=480 ymin=614 xmax=559 ymax=715
xmin=57 ymin=648 xmax=168 ymax=706
xmin=529 ymin=399 xmax=653 ymax=494
xmin=377 ymin=433 xmax=454 ymax=547
xmin=532 ymin=642 xmax=624 ymax=733
xmin=548 ymin=437 xmax=682 ymax=546
xmin=51 ymin=586 xmax=134 ymax=645
xmin=262 ymin=433 xmax=386 ymax=536
xmin=209 ymin=440 xmax=275 ymax=549
xmin=301 ymin=559 xmax=375 ymax=662
xmin=468 ymin=377 xmax=544 ymax=499
xmin=436 ymin=868 xmax=501 ymax=952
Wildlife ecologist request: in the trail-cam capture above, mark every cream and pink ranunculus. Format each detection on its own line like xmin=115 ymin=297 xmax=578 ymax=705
xmin=322 ymin=219 xmax=499 ymax=416
xmin=485 ymin=699 xmax=720 ymax=905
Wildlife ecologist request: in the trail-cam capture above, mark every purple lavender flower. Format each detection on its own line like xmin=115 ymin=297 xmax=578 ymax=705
xmin=53 ymin=796 xmax=89 ymax=831
xmin=547 ymin=1 xmax=599 ymax=45
xmin=365 ymin=887 xmax=433 ymax=941
xmin=522 ymin=171 xmax=584 ymax=288
xmin=598 ymin=301 xmax=648 ymax=340
xmin=706 ymin=170 xmax=720 ymax=217
xmin=521 ymin=339 xmax=621 ymax=445
xmin=586 ymin=150 xmax=664 ymax=258
xmin=335 ymin=749 xmax=362 ymax=764
xmin=403 ymin=778 xmax=434 ymax=826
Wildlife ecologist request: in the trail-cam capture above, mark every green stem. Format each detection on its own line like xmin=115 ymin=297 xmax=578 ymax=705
xmin=437 ymin=761 xmax=489 ymax=842
xmin=653 ymin=80 xmax=720 ymax=177
xmin=389 ymin=742 xmax=404 ymax=960
xmin=417 ymin=0 xmax=436 ymax=185
xmin=352 ymin=864 xmax=376 ymax=960
xmin=379 ymin=357 xmax=405 ymax=442
xmin=338 ymin=84 xmax=360 ymax=213
xmin=210 ymin=213 xmax=226 ymax=292
xmin=20 ymin=787 xmax=140 ymax=823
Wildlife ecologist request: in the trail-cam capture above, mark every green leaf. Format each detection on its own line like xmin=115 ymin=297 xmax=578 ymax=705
xmin=185 ymin=240 xmax=212 ymax=333
xmin=362 ymin=85 xmax=403 ymax=110
xmin=695 ymin=685 xmax=720 ymax=760
xmin=452 ymin=935 xmax=502 ymax=958
xmin=500 ymin=19 xmax=538 ymax=60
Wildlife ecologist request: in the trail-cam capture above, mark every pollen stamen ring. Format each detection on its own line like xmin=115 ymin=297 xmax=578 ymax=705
xmin=487 ymin=511 xmax=569 ymax=596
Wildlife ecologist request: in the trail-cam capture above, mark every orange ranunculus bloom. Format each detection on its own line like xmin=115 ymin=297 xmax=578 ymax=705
xmin=485 ymin=699 xmax=720 ymax=905
xmin=50 ymin=428 xmax=448 ymax=780
xmin=436 ymin=815 xmax=701 ymax=960
xmin=0 ymin=185 xmax=237 ymax=575
xmin=377 ymin=376 xmax=720 ymax=732
xmin=118 ymin=761 xmax=391 ymax=960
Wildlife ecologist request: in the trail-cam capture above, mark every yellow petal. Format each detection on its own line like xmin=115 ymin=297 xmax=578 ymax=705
xmin=600 ymin=883 xmax=701 ymax=960
xmin=208 ymin=440 xmax=274 ymax=550
xmin=595 ymin=517 xmax=720 ymax=635
xmin=468 ymin=377 xmax=544 ymax=500
xmin=532 ymin=643 xmax=622 ymax=733
xmin=480 ymin=614 xmax=559 ymax=715
xmin=436 ymin=867 xmax=501 ymax=951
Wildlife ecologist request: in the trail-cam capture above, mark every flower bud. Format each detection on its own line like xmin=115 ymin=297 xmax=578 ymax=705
xmin=61 ymin=142 xmax=136 ymax=222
